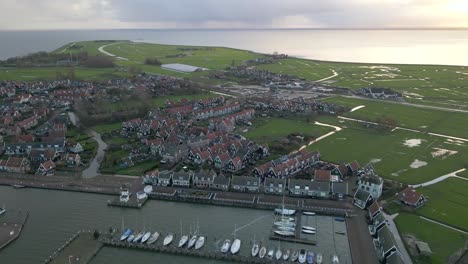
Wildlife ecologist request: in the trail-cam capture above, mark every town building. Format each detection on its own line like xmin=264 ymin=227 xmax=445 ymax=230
xmin=358 ymin=174 xmax=383 ymax=200
xmin=353 ymin=188 xmax=373 ymax=209
xmin=398 ymin=187 xmax=426 ymax=208
xmin=37 ymin=160 xmax=56 ymax=176
xmin=263 ymin=178 xmax=285 ymax=195
xmin=192 ymin=170 xmax=216 ymax=188
xmin=172 ymin=171 xmax=193 ymax=187
xmin=231 ymin=176 xmax=260 ymax=193
xmin=210 ymin=174 xmax=230 ymax=191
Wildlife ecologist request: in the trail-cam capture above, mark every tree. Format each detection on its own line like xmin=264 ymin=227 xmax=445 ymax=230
xmin=83 ymin=55 xmax=115 ymax=68
xmin=93 ymin=230 xmax=100 ymax=240
xmin=144 ymin=57 xmax=162 ymax=66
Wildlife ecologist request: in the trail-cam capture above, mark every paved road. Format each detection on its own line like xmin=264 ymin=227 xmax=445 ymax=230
xmin=346 ymin=209 xmax=379 ymax=264
xmin=410 ymin=168 xmax=467 ymax=188
xmin=316 ymin=69 xmax=339 ymax=83
xmin=97 ymin=42 xmax=129 ymax=61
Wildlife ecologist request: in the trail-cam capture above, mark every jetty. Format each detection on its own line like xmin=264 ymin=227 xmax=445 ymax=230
xmin=0 ymin=209 xmax=28 ymax=251
xmin=43 ymin=231 xmax=103 ymax=264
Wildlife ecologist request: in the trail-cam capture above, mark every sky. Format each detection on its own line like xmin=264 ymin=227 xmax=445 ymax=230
xmin=1 ymin=0 xmax=468 ymax=30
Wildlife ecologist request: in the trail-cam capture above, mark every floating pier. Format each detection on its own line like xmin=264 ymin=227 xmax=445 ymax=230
xmin=43 ymin=231 xmax=103 ymax=264
xmin=0 ymin=210 xmax=28 ymax=251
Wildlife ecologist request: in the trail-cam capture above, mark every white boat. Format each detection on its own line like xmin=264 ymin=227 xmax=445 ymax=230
xmin=259 ymin=246 xmax=267 ymax=258
xmin=127 ymin=234 xmax=135 ymax=242
xmin=141 ymin=232 xmax=152 ymax=243
xmin=283 ymin=249 xmax=290 ymax=261
xmin=230 ymin=239 xmax=241 ymax=254
xmin=316 ymin=253 xmax=323 ymax=264
xmin=306 ymin=251 xmax=315 ymax=264
xmin=143 ymin=185 xmax=153 ymax=194
xmin=221 ymin=239 xmax=231 ymax=253
xmin=277 ymin=225 xmax=295 ymax=231
xmin=120 ymin=228 xmax=131 ymax=241
xmin=178 ymin=235 xmax=189 ymax=248
xmin=301 ymin=229 xmax=316 ymax=234
xmin=133 ymin=232 xmax=145 ymax=243
xmin=275 ymin=248 xmax=282 ymax=260
xmin=274 ymin=230 xmax=295 ymax=237
xmin=136 ymin=191 xmax=147 ymax=200
xmin=275 ymin=208 xmax=296 ymax=216
xmin=302 ymin=211 xmax=316 ymax=216
xmin=298 ymin=249 xmax=307 ymax=263
xmin=147 ymin=232 xmax=160 ymax=245
xmin=332 ymin=254 xmax=340 ymax=264
xmin=119 ymin=189 xmax=131 ymax=203
xmin=302 ymin=226 xmax=316 ymax=231
xmin=188 ymin=235 xmax=197 ymax=249
xmin=251 ymin=243 xmax=259 ymax=257
xmin=291 ymin=250 xmax=299 ymax=262
xmin=278 ymin=216 xmax=295 ymax=222
xmin=163 ymin=233 xmax=174 ymax=246
xmin=267 ymin=249 xmax=274 ymax=259
xmin=274 ymin=221 xmax=296 ymax=227
xmin=195 ymin=236 xmax=205 ymax=250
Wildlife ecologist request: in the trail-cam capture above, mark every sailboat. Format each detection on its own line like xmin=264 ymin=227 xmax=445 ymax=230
xmin=301 ymin=229 xmax=316 ymax=234
xmin=291 ymin=250 xmax=299 ymax=262
xmin=298 ymin=249 xmax=307 ymax=263
xmin=133 ymin=231 xmax=145 ymax=243
xmin=283 ymin=249 xmax=290 ymax=261
xmin=0 ymin=205 xmax=5 ymax=216
xmin=163 ymin=233 xmax=174 ymax=246
xmin=195 ymin=236 xmax=205 ymax=250
xmin=274 ymin=221 xmax=296 ymax=227
xmin=127 ymin=234 xmax=135 ymax=242
xmin=147 ymin=232 xmax=160 ymax=245
xmin=302 ymin=211 xmax=316 ymax=216
xmin=302 ymin=226 xmax=316 ymax=231
xmin=267 ymin=249 xmax=274 ymax=259
xmin=141 ymin=232 xmax=152 ymax=243
xmin=251 ymin=237 xmax=260 ymax=257
xmin=306 ymin=251 xmax=315 ymax=264
xmin=178 ymin=222 xmax=188 ymax=248
xmin=274 ymin=230 xmax=295 ymax=237
xmin=277 ymin=225 xmax=295 ymax=231
xmin=316 ymin=253 xmax=323 ymax=264
xmin=332 ymin=254 xmax=340 ymax=264
xmin=230 ymin=224 xmax=241 ymax=255
xmin=120 ymin=228 xmax=132 ymax=241
xmin=258 ymin=246 xmax=267 ymax=258
xmin=275 ymin=248 xmax=282 ymax=260
xmin=274 ymin=208 xmax=296 ymax=216
xmin=221 ymin=239 xmax=231 ymax=253
xmin=188 ymin=235 xmax=197 ymax=249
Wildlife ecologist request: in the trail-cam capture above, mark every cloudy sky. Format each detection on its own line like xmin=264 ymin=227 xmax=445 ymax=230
xmin=1 ymin=0 xmax=468 ymax=30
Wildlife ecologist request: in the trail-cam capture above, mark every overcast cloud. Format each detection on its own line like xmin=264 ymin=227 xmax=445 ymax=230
xmin=1 ymin=0 xmax=467 ymax=30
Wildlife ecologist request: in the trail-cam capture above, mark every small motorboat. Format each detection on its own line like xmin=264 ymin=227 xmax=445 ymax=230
xmin=147 ymin=232 xmax=160 ymax=245
xmin=291 ymin=250 xmax=299 ymax=262
xmin=332 ymin=254 xmax=340 ymax=264
xmin=221 ymin=239 xmax=231 ymax=253
xmin=277 ymin=225 xmax=295 ymax=231
xmin=274 ymin=230 xmax=295 ymax=237
xmin=316 ymin=253 xmax=323 ymax=264
xmin=335 ymin=231 xmax=346 ymax=235
xmin=283 ymin=249 xmax=290 ymax=261
xmin=275 ymin=208 xmax=296 ymax=216
xmin=298 ymin=249 xmax=307 ymax=263
xmin=302 ymin=226 xmax=316 ymax=231
xmin=275 ymin=248 xmax=282 ymax=260
xmin=12 ymin=184 xmax=26 ymax=189
xmin=251 ymin=243 xmax=260 ymax=257
xmin=334 ymin=217 xmax=345 ymax=222
xmin=127 ymin=234 xmax=135 ymax=242
xmin=306 ymin=251 xmax=315 ymax=264
xmin=141 ymin=232 xmax=152 ymax=243
xmin=163 ymin=233 xmax=174 ymax=246
xmin=187 ymin=235 xmax=197 ymax=249
xmin=133 ymin=232 xmax=145 ymax=243
xmin=120 ymin=228 xmax=132 ymax=241
xmin=259 ymin=246 xmax=267 ymax=258
xmin=302 ymin=211 xmax=316 ymax=216
xmin=267 ymin=249 xmax=274 ymax=259
xmin=178 ymin=235 xmax=189 ymax=248
xmin=195 ymin=236 xmax=205 ymax=250
xmin=301 ymin=229 xmax=316 ymax=234
xmin=230 ymin=239 xmax=241 ymax=254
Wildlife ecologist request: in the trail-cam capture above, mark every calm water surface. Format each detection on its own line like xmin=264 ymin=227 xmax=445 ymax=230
xmin=0 ymin=29 xmax=467 ymax=65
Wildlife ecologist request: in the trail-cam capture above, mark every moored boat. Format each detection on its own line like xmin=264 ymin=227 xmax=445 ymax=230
xmin=306 ymin=251 xmax=315 ymax=264
xmin=277 ymin=225 xmax=295 ymax=231
xmin=127 ymin=234 xmax=135 ymax=242
xmin=258 ymin=246 xmax=267 ymax=258
xmin=251 ymin=243 xmax=260 ymax=257
xmin=267 ymin=249 xmax=274 ymax=259
xmin=302 ymin=226 xmax=316 ymax=231
xmin=141 ymin=232 xmax=152 ymax=243
xmin=120 ymin=228 xmax=131 ymax=241
xmin=283 ymin=249 xmax=290 ymax=261
xmin=12 ymin=184 xmax=26 ymax=189
xmin=274 ymin=230 xmax=295 ymax=237
xmin=334 ymin=217 xmax=345 ymax=222
xmin=221 ymin=239 xmax=231 ymax=253
xmin=163 ymin=233 xmax=174 ymax=246
xmin=133 ymin=232 xmax=145 ymax=243
xmin=230 ymin=238 xmax=241 ymax=254
xmin=332 ymin=254 xmax=340 ymax=264
xmin=147 ymin=232 xmax=160 ymax=245
xmin=301 ymin=229 xmax=316 ymax=234
xmin=302 ymin=211 xmax=316 ymax=216
xmin=187 ymin=235 xmax=197 ymax=249
xmin=274 ymin=221 xmax=296 ymax=227
xmin=275 ymin=248 xmax=282 ymax=260
xmin=316 ymin=253 xmax=323 ymax=264
xmin=298 ymin=249 xmax=307 ymax=263
xmin=275 ymin=208 xmax=296 ymax=216
xmin=178 ymin=235 xmax=189 ymax=248
xmin=291 ymin=250 xmax=299 ymax=262
xmin=195 ymin=236 xmax=205 ymax=250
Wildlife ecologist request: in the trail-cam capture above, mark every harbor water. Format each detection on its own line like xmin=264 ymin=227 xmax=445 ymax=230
xmin=0 ymin=186 xmax=351 ymax=263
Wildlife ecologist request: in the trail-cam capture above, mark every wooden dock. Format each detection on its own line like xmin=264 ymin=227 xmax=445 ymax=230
xmin=107 ymin=196 xmax=148 ymax=209
xmin=0 ymin=210 xmax=29 ymax=251
xmin=43 ymin=231 xmax=103 ymax=264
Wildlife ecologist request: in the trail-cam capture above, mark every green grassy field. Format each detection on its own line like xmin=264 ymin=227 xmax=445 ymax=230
xmin=115 ymin=160 xmax=158 ymax=176
xmin=0 ymin=66 xmax=131 ymax=81
xmin=395 ymin=212 xmax=468 ymax=264
xmin=244 ymin=118 xmax=333 ymax=140
xmin=307 ymin=126 xmax=468 ymax=184
xmin=323 ymin=96 xmax=468 ymax=139
xmin=92 ymin=122 xmax=122 ymax=134
xmin=457 ymin=170 xmax=468 ymax=178
xmin=417 ymin=178 xmax=468 ymax=230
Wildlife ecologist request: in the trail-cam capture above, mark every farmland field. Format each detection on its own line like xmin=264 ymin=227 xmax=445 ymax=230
xmin=395 ymin=212 xmax=468 ymax=264
xmin=307 ymin=126 xmax=468 ymax=184
xmin=417 ymin=178 xmax=468 ymax=230
xmin=244 ymin=118 xmax=333 ymax=140
xmin=323 ymin=96 xmax=468 ymax=139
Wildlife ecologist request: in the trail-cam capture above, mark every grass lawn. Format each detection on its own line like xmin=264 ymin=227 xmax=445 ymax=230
xmin=92 ymin=122 xmax=122 ymax=134
xmin=417 ymin=178 xmax=468 ymax=230
xmin=0 ymin=66 xmax=130 ymax=81
xmin=244 ymin=118 xmax=333 ymax=140
xmin=323 ymin=96 xmax=468 ymax=139
xmin=395 ymin=212 xmax=468 ymax=264
xmin=115 ymin=160 xmax=158 ymax=176
xmin=307 ymin=126 xmax=468 ymax=184
xmin=457 ymin=170 xmax=468 ymax=178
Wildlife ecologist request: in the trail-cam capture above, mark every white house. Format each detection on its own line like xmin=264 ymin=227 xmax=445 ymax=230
xmin=358 ymin=174 xmax=383 ymax=200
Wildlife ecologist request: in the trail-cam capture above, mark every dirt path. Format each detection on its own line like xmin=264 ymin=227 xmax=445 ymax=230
xmin=410 ymin=168 xmax=467 ymax=188
xmin=98 ymin=42 xmax=129 ymax=61
xmin=419 ymin=216 xmax=468 ymax=235
xmin=315 ymin=69 xmax=339 ymax=82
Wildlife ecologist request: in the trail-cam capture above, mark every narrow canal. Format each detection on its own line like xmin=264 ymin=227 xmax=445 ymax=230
xmin=0 ymin=187 xmax=352 ymax=263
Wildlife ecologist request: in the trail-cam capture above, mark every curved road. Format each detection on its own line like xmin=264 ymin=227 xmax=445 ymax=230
xmin=97 ymin=42 xmax=129 ymax=61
